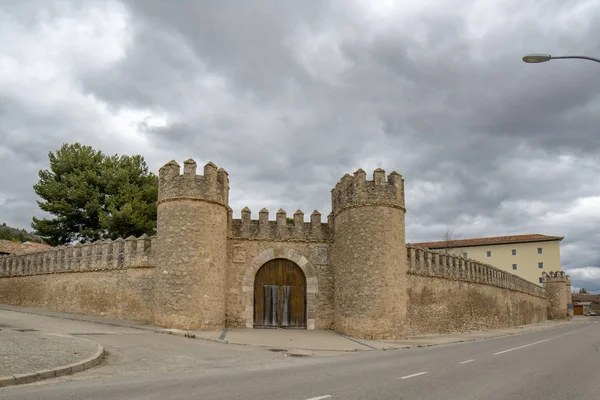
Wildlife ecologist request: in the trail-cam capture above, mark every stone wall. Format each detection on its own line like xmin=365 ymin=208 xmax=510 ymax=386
xmin=0 ymin=236 xmax=155 ymax=321
xmin=406 ymin=246 xmax=547 ymax=335
xmin=0 ymin=156 xmax=570 ymax=338
xmin=226 ymin=239 xmax=332 ymax=330
xmin=0 ymin=235 xmax=152 ymax=277
xmin=230 ymin=208 xmax=332 ymax=241
xmin=0 ymin=269 xmax=154 ymax=321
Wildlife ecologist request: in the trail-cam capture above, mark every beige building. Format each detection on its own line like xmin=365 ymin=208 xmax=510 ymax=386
xmin=412 ymin=234 xmax=563 ymax=285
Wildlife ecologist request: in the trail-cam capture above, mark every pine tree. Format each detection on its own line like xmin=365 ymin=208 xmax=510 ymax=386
xmin=32 ymin=143 xmax=158 ymax=245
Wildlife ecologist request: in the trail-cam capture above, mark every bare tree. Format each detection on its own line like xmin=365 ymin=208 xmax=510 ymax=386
xmin=438 ymin=228 xmax=463 ymax=256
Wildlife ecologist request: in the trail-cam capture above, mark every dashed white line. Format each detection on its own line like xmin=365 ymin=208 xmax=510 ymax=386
xmin=459 ymin=359 xmax=475 ymax=364
xmin=493 ymin=329 xmax=579 ymax=356
xmin=400 ymin=371 xmax=428 ymax=379
xmin=305 ymin=396 xmax=332 ymax=400
xmin=493 ymin=338 xmax=552 ymax=355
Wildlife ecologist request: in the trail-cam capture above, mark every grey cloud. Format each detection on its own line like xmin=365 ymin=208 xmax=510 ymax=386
xmin=1 ymin=0 xmax=599 ymax=292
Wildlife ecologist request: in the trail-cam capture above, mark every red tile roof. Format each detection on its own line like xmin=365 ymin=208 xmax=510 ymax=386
xmin=0 ymin=239 xmax=52 ymax=255
xmin=572 ymin=293 xmax=600 ymax=304
xmin=410 ymin=234 xmax=564 ymax=249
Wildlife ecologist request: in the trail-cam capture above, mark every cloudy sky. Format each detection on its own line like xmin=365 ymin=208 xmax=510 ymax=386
xmin=1 ymin=0 xmax=599 ymax=292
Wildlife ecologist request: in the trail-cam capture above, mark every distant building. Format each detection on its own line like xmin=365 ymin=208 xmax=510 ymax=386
xmin=572 ymin=293 xmax=600 ymax=315
xmin=0 ymin=239 xmax=51 ymax=256
xmin=411 ymin=234 xmax=563 ymax=286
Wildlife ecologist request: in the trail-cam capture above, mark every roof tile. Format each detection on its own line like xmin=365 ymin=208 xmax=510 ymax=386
xmin=411 ymin=234 xmax=564 ymax=249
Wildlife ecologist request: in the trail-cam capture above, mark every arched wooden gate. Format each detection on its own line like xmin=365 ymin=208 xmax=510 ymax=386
xmin=253 ymin=258 xmax=307 ymax=328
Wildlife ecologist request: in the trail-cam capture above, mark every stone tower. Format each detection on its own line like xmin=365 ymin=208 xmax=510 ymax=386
xmin=542 ymin=271 xmax=571 ymax=320
xmin=153 ymin=159 xmax=229 ymax=330
xmin=331 ymin=168 xmax=407 ymax=340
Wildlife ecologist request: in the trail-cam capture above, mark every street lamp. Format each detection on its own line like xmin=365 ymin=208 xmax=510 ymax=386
xmin=522 ymin=53 xmax=600 ymax=64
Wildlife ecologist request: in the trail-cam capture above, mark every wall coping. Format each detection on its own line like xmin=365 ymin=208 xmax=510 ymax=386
xmin=407 ymin=245 xmax=546 ymax=299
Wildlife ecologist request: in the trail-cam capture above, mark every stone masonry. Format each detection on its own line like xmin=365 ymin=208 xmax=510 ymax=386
xmin=542 ymin=271 xmax=571 ymax=320
xmin=0 ymin=158 xmax=572 ymax=340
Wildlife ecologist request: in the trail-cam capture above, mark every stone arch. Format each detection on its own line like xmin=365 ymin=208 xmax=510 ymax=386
xmin=242 ymin=248 xmax=318 ymax=330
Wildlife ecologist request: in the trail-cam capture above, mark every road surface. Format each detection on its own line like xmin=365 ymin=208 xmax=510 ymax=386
xmin=1 ymin=314 xmax=598 ymax=400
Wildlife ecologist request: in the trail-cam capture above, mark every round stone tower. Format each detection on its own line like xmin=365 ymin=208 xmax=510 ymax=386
xmin=542 ymin=271 xmax=571 ymax=320
xmin=153 ymin=159 xmax=229 ymax=330
xmin=331 ymin=167 xmax=407 ymax=340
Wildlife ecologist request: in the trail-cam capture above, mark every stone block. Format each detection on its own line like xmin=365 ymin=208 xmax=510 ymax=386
xmin=37 ymin=369 xmax=56 ymax=379
xmin=297 ymin=256 xmax=309 ymax=267
xmin=0 ymin=375 xmax=16 ymax=387
xmin=70 ymin=362 xmax=85 ymax=373
xmin=13 ymin=372 xmax=38 ymax=385
xmin=53 ymin=365 xmax=73 ymax=377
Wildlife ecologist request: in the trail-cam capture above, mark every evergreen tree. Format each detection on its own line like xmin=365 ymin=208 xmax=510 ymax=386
xmin=32 ymin=143 xmax=157 ymax=245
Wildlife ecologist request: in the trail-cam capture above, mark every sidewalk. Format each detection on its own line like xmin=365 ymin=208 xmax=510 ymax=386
xmin=0 ymin=304 xmax=577 ymax=356
xmin=0 ymin=328 xmax=104 ymax=387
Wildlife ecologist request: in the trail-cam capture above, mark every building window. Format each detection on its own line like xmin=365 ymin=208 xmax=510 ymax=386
xmin=537 ymin=247 xmax=542 ymax=254
xmin=512 ymin=264 xmax=517 ymax=270
xmin=512 ymin=249 xmax=516 ymax=256
xmin=463 ymin=252 xmax=468 ymax=258
xmin=538 ymin=262 xmax=543 ymax=269
xmin=487 ymin=251 xmax=491 ymax=257
xmin=539 ymin=277 xmax=543 ymax=283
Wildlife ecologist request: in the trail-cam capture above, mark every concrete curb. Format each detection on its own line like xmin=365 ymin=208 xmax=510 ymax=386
xmin=159 ymin=329 xmax=229 ymax=345
xmin=0 ymin=336 xmax=105 ymax=388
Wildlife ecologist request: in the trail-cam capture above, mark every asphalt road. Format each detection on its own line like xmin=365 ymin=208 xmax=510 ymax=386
xmin=1 ymin=318 xmax=599 ymax=400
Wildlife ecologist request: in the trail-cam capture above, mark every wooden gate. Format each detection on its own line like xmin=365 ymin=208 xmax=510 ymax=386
xmin=254 ymin=259 xmax=307 ymax=328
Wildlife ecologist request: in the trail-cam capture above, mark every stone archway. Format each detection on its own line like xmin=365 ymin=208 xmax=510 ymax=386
xmin=242 ymin=248 xmax=318 ymax=330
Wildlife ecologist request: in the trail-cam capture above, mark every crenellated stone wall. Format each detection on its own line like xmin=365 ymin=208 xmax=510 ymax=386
xmin=0 ymin=235 xmax=154 ymax=321
xmin=407 ymin=246 xmax=546 ymax=298
xmin=0 ymin=157 xmax=572 ymax=339
xmin=0 ymin=235 xmax=152 ymax=277
xmin=229 ymin=208 xmax=332 ymax=241
xmin=406 ymin=246 xmax=548 ymax=335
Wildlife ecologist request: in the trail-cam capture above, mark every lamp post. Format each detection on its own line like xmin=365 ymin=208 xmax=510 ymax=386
xmin=522 ymin=53 xmax=600 ymax=64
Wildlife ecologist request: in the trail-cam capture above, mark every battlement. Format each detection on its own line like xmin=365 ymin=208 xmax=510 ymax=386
xmin=158 ymin=159 xmax=229 ymax=206
xmin=331 ymin=168 xmax=404 ymax=215
xmin=541 ymin=271 xmax=570 ymax=284
xmin=0 ymin=235 xmax=153 ymax=278
xmin=407 ymin=245 xmax=546 ymax=298
xmin=230 ymin=208 xmax=332 ymax=241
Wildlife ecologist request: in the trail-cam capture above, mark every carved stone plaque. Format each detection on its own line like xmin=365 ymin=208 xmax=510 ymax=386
xmin=313 ymin=246 xmax=328 ymax=264
xmin=232 ymin=245 xmax=246 ymax=263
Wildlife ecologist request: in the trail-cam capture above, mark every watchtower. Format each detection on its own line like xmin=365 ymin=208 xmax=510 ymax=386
xmin=153 ymin=159 xmax=229 ymax=330
xmin=331 ymin=167 xmax=407 ymax=339
xmin=542 ymin=271 xmax=571 ymax=320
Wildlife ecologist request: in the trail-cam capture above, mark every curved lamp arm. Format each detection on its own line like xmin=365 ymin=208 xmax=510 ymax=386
xmin=551 ymin=55 xmax=600 ymax=63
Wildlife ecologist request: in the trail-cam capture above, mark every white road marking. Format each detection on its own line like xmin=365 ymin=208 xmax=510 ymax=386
xmin=306 ymin=396 xmax=332 ymax=400
xmin=459 ymin=359 xmax=475 ymax=364
xmin=493 ymin=329 xmax=579 ymax=356
xmin=493 ymin=338 xmax=552 ymax=355
xmin=400 ymin=371 xmax=428 ymax=379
